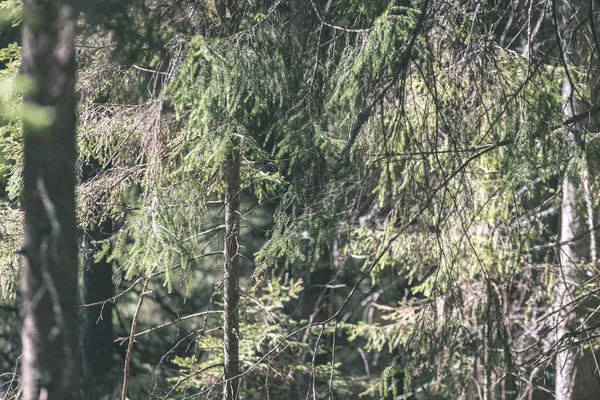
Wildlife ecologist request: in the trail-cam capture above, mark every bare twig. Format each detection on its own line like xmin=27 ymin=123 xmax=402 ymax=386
xmin=183 ymin=225 xmax=225 ymax=243
xmin=328 ymin=320 xmax=337 ymax=399
xmin=115 ymin=310 xmax=223 ymax=343
xmin=164 ymin=362 xmax=222 ymax=398
xmin=121 ymin=277 xmax=150 ymax=400
xmin=132 ymin=64 xmax=168 ymax=75
xmin=81 ymin=251 xmax=223 ymax=309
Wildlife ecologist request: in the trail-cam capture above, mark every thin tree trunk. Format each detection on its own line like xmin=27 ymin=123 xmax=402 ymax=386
xmin=83 ymin=220 xmax=114 ymax=400
xmin=551 ymin=0 xmax=600 ymax=396
xmin=19 ymin=0 xmax=81 ymax=399
xmin=572 ymin=159 xmax=600 ymax=400
xmin=552 ymin=148 xmax=600 ymax=400
xmin=553 ymin=0 xmax=582 ymax=395
xmin=554 ymin=36 xmax=600 ymax=400
xmin=120 ymin=278 xmax=149 ymax=400
xmin=483 ymin=286 xmax=493 ymax=400
xmin=554 ymin=145 xmax=578 ymax=400
xmin=223 ymin=135 xmax=241 ymax=400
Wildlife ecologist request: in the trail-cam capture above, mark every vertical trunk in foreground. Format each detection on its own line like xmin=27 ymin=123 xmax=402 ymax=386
xmin=223 ymin=135 xmax=241 ymax=400
xmin=20 ymin=0 xmax=81 ymax=399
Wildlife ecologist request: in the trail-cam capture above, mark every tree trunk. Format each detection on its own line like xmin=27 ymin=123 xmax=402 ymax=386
xmin=223 ymin=135 xmax=241 ymax=400
xmin=83 ymin=220 xmax=114 ymax=400
xmin=19 ymin=0 xmax=81 ymax=399
xmin=552 ymin=1 xmax=600 ymax=397
xmin=553 ymin=5 xmax=578 ymax=399
xmin=553 ymin=143 xmax=600 ymax=400
xmin=554 ymin=129 xmax=578 ymax=400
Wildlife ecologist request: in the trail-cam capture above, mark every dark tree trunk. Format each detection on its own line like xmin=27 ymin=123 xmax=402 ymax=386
xmin=19 ymin=0 xmax=81 ymax=399
xmin=223 ymin=135 xmax=241 ymax=400
xmin=83 ymin=220 xmax=114 ymax=400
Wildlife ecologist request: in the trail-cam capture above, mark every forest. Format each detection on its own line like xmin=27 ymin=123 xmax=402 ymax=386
xmin=1 ymin=0 xmax=600 ymax=399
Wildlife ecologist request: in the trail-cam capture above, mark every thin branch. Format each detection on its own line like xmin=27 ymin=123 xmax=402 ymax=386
xmin=121 ymin=277 xmax=150 ymax=400
xmin=81 ymin=252 xmax=223 ymax=309
xmin=132 ymin=64 xmax=169 ymax=75
xmin=164 ymin=363 xmax=223 ymax=399
xmin=80 ymin=269 xmax=165 ymax=308
xmin=328 ymin=320 xmax=337 ymax=399
xmin=322 ymin=21 xmax=372 ymax=33
xmin=305 ymin=324 xmax=324 ymax=400
xmin=308 ymin=0 xmax=372 ymax=33
xmin=372 ymin=142 xmax=511 ymax=162
xmin=250 ymin=0 xmax=283 ymax=30
xmin=183 ymin=225 xmax=225 ymax=243
xmin=115 ymin=310 xmax=223 ymax=343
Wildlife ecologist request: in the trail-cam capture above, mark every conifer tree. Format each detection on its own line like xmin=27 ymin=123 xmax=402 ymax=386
xmin=19 ymin=0 xmax=81 ymax=398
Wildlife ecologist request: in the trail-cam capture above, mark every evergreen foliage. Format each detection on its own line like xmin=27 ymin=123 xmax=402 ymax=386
xmin=2 ymin=0 xmax=600 ymax=398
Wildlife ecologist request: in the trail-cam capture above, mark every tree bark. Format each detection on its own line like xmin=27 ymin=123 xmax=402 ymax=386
xmin=19 ymin=0 xmax=81 ymax=399
xmin=223 ymin=135 xmax=241 ymax=400
xmin=554 ymin=131 xmax=578 ymax=400
xmin=553 ymin=144 xmax=600 ymax=400
xmin=552 ymin=1 xmax=600 ymax=397
xmin=553 ymin=5 xmax=577 ymax=399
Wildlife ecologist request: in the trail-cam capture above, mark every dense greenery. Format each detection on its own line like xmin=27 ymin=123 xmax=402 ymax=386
xmin=2 ymin=0 xmax=600 ymax=399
